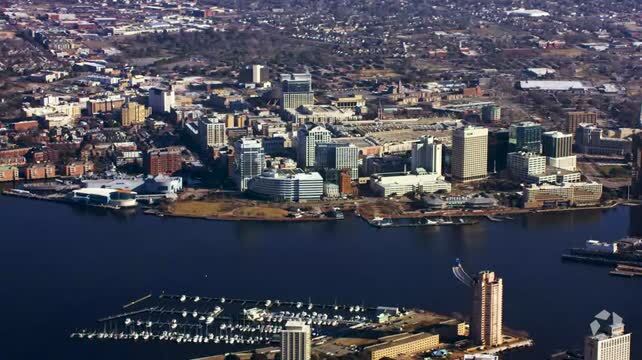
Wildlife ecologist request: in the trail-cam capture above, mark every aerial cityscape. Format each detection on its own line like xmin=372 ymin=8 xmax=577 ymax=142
xmin=0 ymin=0 xmax=640 ymax=359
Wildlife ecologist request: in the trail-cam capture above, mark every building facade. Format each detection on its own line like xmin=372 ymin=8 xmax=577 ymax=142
xmin=575 ymin=124 xmax=632 ymax=156
xmin=411 ymin=136 xmax=442 ymax=174
xmin=240 ymin=64 xmax=268 ymax=84
xmin=121 ymin=101 xmax=151 ymax=127
xmin=584 ymin=322 xmax=631 ymax=360
xmin=0 ymin=165 xmax=19 ymax=181
xmin=315 ymin=143 xmax=359 ymax=180
xmin=488 ymin=129 xmax=509 ymax=173
xmin=523 ymin=182 xmax=603 ymax=208
xmin=198 ymin=118 xmax=227 ymax=151
xmin=145 ymin=147 xmax=182 ymax=176
xmin=149 ymin=86 xmax=176 ymax=114
xmin=542 ymin=131 xmax=573 ymax=158
xmin=452 ymin=126 xmax=488 ymax=182
xmin=481 ymin=105 xmax=501 ymax=123
xmin=365 ymin=333 xmax=440 ymax=360
xmin=234 ymin=138 xmax=265 ymax=191
xmin=509 ymin=121 xmax=542 ymax=153
xmin=247 ymin=169 xmax=323 ymax=202
xmin=281 ymin=321 xmax=311 ymax=360
xmin=297 ymin=125 xmax=331 ymax=169
xmin=471 ymin=271 xmax=503 ymax=347
xmin=566 ymin=111 xmax=597 ymax=133
xmin=280 ymin=73 xmax=314 ymax=109
xmin=370 ymin=169 xmax=451 ymax=197
xmin=507 ymin=152 xmax=547 ymax=181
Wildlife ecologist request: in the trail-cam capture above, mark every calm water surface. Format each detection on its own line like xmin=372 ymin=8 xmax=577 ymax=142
xmin=0 ymin=195 xmax=640 ymax=359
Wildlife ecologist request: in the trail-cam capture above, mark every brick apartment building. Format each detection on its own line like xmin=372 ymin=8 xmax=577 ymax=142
xmin=23 ymin=163 xmax=56 ymax=180
xmin=144 ymin=147 xmax=183 ymax=176
xmin=64 ymin=161 xmax=95 ymax=177
xmin=0 ymin=165 xmax=19 ymax=182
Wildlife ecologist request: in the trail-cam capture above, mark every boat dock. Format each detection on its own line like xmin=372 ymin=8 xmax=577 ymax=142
xmin=369 ymin=217 xmax=479 ymax=228
xmin=71 ymin=292 xmax=385 ymax=346
xmin=609 ymin=265 xmax=642 ymax=278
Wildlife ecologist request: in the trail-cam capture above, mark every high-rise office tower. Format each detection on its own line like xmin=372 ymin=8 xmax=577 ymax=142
xmin=280 ymin=73 xmax=314 ymax=109
xmin=488 ymin=129 xmax=509 ymax=173
xmin=234 ymin=138 xmax=265 ymax=191
xmin=315 ymin=143 xmax=360 ymax=180
xmin=509 ymin=121 xmax=542 ymax=153
xmin=411 ymin=136 xmax=442 ymax=174
xmin=198 ymin=118 xmax=227 ymax=151
xmin=542 ymin=131 xmax=573 ymax=158
xmin=452 ymin=126 xmax=488 ymax=182
xmin=240 ymin=64 xmax=269 ymax=84
xmin=471 ymin=271 xmax=503 ymax=347
xmin=566 ymin=111 xmax=597 ymax=134
xmin=584 ymin=317 xmax=631 ymax=360
xmin=148 ymin=86 xmax=175 ymax=114
xmin=297 ymin=124 xmax=331 ymax=169
xmin=281 ymin=321 xmax=312 ymax=360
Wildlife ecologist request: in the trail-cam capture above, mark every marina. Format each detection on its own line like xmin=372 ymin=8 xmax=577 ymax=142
xmin=71 ymin=293 xmax=391 ymax=347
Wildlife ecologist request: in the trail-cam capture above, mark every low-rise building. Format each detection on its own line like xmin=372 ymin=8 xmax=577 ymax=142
xmin=23 ymin=163 xmax=56 ymax=180
xmin=283 ymin=105 xmax=360 ymax=125
xmin=370 ymin=169 xmax=451 ymax=197
xmin=0 ymin=165 xmax=19 ymax=181
xmin=64 ymin=161 xmax=94 ymax=177
xmin=365 ymin=333 xmax=440 ymax=360
xmin=247 ymin=169 xmax=323 ymax=202
xmin=523 ymin=182 xmax=602 ymax=208
xmin=576 ymin=124 xmax=632 ymax=156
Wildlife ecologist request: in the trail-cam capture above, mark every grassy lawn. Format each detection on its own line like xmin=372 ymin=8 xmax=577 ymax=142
xmin=169 ymin=200 xmax=288 ymax=219
xmin=598 ymin=165 xmax=631 ymax=178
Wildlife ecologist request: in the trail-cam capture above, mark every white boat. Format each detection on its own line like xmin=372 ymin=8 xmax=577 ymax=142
xmin=194 ymin=296 xmax=200 ymax=302
xmin=180 ymin=295 xmax=187 ymax=302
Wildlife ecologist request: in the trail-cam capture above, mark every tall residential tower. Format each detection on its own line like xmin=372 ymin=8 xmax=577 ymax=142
xmin=471 ymin=271 xmax=503 ymax=347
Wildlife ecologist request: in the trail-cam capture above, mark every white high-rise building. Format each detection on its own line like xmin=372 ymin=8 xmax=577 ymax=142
xmin=584 ymin=319 xmax=631 ymax=360
xmin=198 ymin=118 xmax=226 ymax=150
xmin=149 ymin=86 xmax=175 ymax=114
xmin=297 ymin=124 xmax=331 ymax=169
xmin=234 ymin=138 xmax=265 ymax=191
xmin=411 ymin=136 xmax=442 ymax=174
xmin=452 ymin=126 xmax=488 ymax=182
xmin=281 ymin=321 xmax=311 ymax=360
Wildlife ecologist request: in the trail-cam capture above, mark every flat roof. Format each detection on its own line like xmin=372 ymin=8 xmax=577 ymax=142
xmin=366 ymin=333 xmax=438 ymax=352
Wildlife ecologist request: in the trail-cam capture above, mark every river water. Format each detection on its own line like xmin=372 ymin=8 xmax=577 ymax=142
xmin=0 ymin=195 xmax=640 ymax=359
